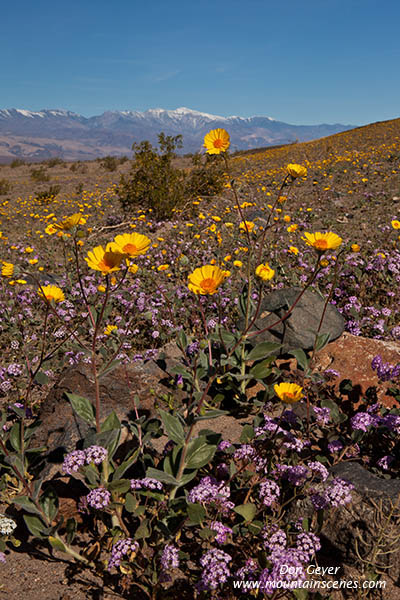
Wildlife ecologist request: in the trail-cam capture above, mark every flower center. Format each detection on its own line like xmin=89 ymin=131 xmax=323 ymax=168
xmin=314 ymin=239 xmax=328 ymax=250
xmin=283 ymin=392 xmax=297 ymax=402
xmin=213 ymin=138 xmax=224 ymax=148
xmin=200 ymin=278 xmax=216 ymax=291
xmin=122 ymin=243 xmax=138 ymax=254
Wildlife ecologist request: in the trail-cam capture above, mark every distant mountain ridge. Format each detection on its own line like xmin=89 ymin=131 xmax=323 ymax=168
xmin=0 ymin=107 xmax=355 ymax=162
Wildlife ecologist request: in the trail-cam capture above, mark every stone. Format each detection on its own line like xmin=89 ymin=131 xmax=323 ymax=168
xmin=243 ymin=287 xmax=346 ymax=354
xmin=322 ymin=462 xmax=400 ymax=584
xmin=314 ymin=332 xmax=400 ymax=407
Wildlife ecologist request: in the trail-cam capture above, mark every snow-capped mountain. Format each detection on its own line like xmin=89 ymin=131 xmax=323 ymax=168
xmin=0 ymin=107 xmax=355 ymax=162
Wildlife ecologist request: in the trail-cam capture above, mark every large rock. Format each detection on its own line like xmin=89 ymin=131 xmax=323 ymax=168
xmin=243 ymin=287 xmax=345 ymax=353
xmin=314 ymin=333 xmax=400 ymax=407
xmin=322 ymin=462 xmax=400 ymax=585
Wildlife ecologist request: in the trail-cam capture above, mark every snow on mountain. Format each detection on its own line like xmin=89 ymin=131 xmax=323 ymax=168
xmin=0 ymin=106 xmax=355 ymax=162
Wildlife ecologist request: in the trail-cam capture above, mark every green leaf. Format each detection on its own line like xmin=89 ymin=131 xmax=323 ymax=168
xmin=98 ymin=359 xmax=122 ymax=380
xmin=234 ymin=503 xmax=257 ymax=522
xmin=145 ymin=467 xmax=179 ymax=486
xmin=186 ymin=503 xmax=206 ymax=524
xmin=314 ymin=332 xmax=331 ymax=352
xmin=108 ymin=479 xmax=130 ymax=494
xmin=135 ymin=519 xmax=150 ymax=539
xmin=289 ymin=348 xmax=309 ymax=371
xmin=158 ymin=409 xmax=185 ymax=444
xmin=101 ymin=411 xmax=121 ymax=432
xmin=34 ymin=370 xmax=49 ymax=385
xmin=66 ymin=393 xmax=95 ymax=425
xmin=185 ymin=436 xmax=217 ymax=470
xmin=24 ymin=514 xmax=47 ymax=538
xmin=246 ymin=342 xmax=281 ymax=362
xmin=125 ymin=493 xmax=138 ymax=513
xmin=39 ymin=486 xmax=59 ymax=521
xmin=249 ymin=358 xmax=273 ymax=380
xmin=193 ymin=409 xmax=228 ymax=421
xmin=239 ymin=425 xmax=255 ymax=443
xmin=49 ymin=536 xmax=68 ymax=552
xmin=177 ymin=329 xmax=188 ymax=350
xmin=112 ymin=449 xmax=139 ymax=481
xmin=13 ymin=495 xmax=43 ymax=517
xmin=66 ymin=518 xmax=77 ymax=544
xmin=9 ymin=422 xmax=21 ymax=452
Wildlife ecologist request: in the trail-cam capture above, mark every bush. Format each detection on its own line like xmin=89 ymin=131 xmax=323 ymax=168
xmin=100 ymin=156 xmax=119 ymax=172
xmin=30 ymin=167 xmax=50 ymax=182
xmin=118 ymin=133 xmax=226 ymax=220
xmin=0 ymin=178 xmax=11 ymax=195
xmin=45 ymin=157 xmax=64 ymax=168
xmin=10 ymin=158 xmax=25 ymax=168
xmin=70 ymin=162 xmax=88 ymax=173
xmin=35 ymin=185 xmax=61 ymax=203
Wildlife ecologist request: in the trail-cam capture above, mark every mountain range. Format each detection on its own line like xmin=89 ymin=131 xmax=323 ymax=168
xmin=0 ymin=107 xmax=355 ymax=162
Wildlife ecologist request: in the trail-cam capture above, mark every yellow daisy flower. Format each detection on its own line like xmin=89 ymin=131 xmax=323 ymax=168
xmin=239 ymin=221 xmax=255 ymax=233
xmin=1 ymin=262 xmax=14 ymax=278
xmin=302 ymin=232 xmax=342 ymax=253
xmin=38 ymin=285 xmax=65 ymax=303
xmin=274 ymin=382 xmax=303 ymax=404
xmin=287 ymin=164 xmax=307 ymax=178
xmin=109 ymin=233 xmax=151 ymax=257
xmin=85 ymin=245 xmax=124 ymax=275
xmin=203 ymin=128 xmax=230 ymax=155
xmin=53 ymin=213 xmax=84 ymax=231
xmin=391 ymin=220 xmax=400 ymax=230
xmin=351 ymin=244 xmax=360 ymax=252
xmin=188 ymin=265 xmax=229 ymax=295
xmin=255 ymin=263 xmax=275 ymax=281
xmin=288 ymin=246 xmax=299 ymax=255
xmin=104 ymin=324 xmax=117 ymax=335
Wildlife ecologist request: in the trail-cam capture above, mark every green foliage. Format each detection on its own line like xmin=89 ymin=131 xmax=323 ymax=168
xmin=100 ymin=156 xmax=119 ymax=172
xmin=35 ymin=185 xmax=61 ymax=203
xmin=0 ymin=178 xmax=11 ymax=195
xmin=45 ymin=157 xmax=64 ymax=168
xmin=117 ymin=132 xmax=225 ymax=220
xmin=30 ymin=167 xmax=50 ymax=182
xmin=10 ymin=158 xmax=25 ymax=168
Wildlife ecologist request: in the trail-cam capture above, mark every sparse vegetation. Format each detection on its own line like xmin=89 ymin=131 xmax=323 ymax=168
xmin=30 ymin=166 xmax=50 ymax=182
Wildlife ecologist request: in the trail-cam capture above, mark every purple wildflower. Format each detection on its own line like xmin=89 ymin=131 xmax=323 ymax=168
xmin=86 ymin=487 xmax=111 ymax=509
xmin=107 ymin=538 xmax=139 ymax=571
xmin=62 ymin=450 xmax=86 ymax=474
xmin=161 ymin=544 xmax=179 ymax=570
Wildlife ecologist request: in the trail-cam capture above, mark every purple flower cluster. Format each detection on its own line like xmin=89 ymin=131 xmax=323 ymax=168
xmin=62 ymin=446 xmax=108 ymax=474
xmin=161 ymin=544 xmax=179 ymax=570
xmin=210 ymin=521 xmax=233 ymax=544
xmin=187 ymin=476 xmax=233 ymax=513
xmin=258 ymin=480 xmax=280 ymax=506
xmin=130 ymin=477 xmax=164 ymax=491
xmin=107 ymin=538 xmax=139 ymax=571
xmin=311 ymin=477 xmax=354 ymax=510
xmin=371 ymin=355 xmax=400 ymax=381
xmin=199 ymin=548 xmax=232 ymax=590
xmin=86 ymin=487 xmax=111 ymax=509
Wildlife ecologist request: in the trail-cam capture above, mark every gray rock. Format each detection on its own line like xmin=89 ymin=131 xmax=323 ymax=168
xmin=243 ymin=286 xmax=345 ymax=353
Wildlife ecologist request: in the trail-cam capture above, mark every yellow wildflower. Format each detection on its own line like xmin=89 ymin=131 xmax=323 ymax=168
xmin=255 ymin=263 xmax=275 ymax=281
xmin=274 ymin=382 xmax=303 ymax=404
xmin=203 ymin=128 xmax=230 ymax=154
xmin=85 ymin=246 xmax=124 ymax=275
xmin=303 ymin=232 xmax=342 ymax=253
xmin=109 ymin=233 xmax=151 ymax=257
xmin=188 ymin=265 xmax=229 ymax=295
xmin=38 ymin=285 xmax=65 ymax=303
xmin=287 ymin=164 xmax=307 ymax=178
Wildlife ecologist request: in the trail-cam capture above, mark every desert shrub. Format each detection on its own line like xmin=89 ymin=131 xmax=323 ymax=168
xmin=100 ymin=156 xmax=119 ymax=172
xmin=30 ymin=167 xmax=50 ymax=182
xmin=118 ymin=133 xmax=186 ymax=220
xmin=0 ymin=178 xmax=11 ymax=195
xmin=118 ymin=133 xmax=225 ymax=220
xmin=45 ymin=157 xmax=64 ymax=168
xmin=10 ymin=158 xmax=25 ymax=168
xmin=70 ymin=162 xmax=88 ymax=173
xmin=35 ymin=185 xmax=61 ymax=202
xmin=184 ymin=152 xmax=225 ymax=199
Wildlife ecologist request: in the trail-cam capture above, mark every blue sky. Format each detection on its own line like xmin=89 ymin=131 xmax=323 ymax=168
xmin=1 ymin=0 xmax=399 ymax=125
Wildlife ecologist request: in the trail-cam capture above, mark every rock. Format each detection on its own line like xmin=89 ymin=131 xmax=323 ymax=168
xmin=33 ymin=342 xmax=254 ymax=461
xmin=243 ymin=287 xmax=345 ymax=353
xmin=321 ymin=462 xmax=400 ymax=584
xmin=33 ymin=347 xmax=185 ymax=452
xmin=314 ymin=332 xmax=400 ymax=407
